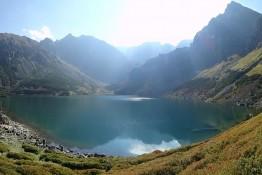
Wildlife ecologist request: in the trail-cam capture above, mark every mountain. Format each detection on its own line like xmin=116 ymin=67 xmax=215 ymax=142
xmin=41 ymin=34 xmax=129 ymax=84
xmin=170 ymin=47 xmax=262 ymax=108
xmin=0 ymin=33 xmax=104 ymax=95
xmin=191 ymin=1 xmax=262 ymax=70
xmin=115 ymin=47 xmax=194 ymax=96
xmin=118 ymin=42 xmax=175 ymax=66
xmin=249 ymin=16 xmax=262 ymax=50
xmin=175 ymin=39 xmax=192 ymax=48
xmin=115 ymin=1 xmax=262 ymax=97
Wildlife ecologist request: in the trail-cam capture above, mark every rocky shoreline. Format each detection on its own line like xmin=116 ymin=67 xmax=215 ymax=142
xmin=0 ymin=111 xmax=106 ymax=158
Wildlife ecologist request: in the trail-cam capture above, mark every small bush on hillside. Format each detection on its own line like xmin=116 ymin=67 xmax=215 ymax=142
xmin=43 ymin=163 xmax=76 ymax=175
xmin=191 ymin=152 xmax=205 ymax=162
xmin=0 ymin=158 xmax=18 ymax=175
xmin=7 ymin=152 xmax=34 ymax=161
xmin=16 ymin=165 xmax=51 ymax=175
xmin=62 ymin=161 xmax=101 ymax=170
xmin=40 ymin=152 xmax=112 ymax=171
xmin=141 ymin=167 xmax=178 ymax=175
xmin=0 ymin=142 xmax=9 ymax=153
xmin=22 ymin=144 xmax=40 ymax=154
xmin=235 ymin=155 xmax=262 ymax=175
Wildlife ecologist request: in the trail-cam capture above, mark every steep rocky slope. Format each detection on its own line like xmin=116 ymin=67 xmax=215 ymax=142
xmin=191 ymin=1 xmax=262 ymax=70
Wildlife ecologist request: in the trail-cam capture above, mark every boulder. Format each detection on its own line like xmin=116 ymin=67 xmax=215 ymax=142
xmin=0 ymin=114 xmax=9 ymax=125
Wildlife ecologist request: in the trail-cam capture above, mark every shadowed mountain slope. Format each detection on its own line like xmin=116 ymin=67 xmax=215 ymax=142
xmin=41 ymin=34 xmax=129 ymax=84
xmin=0 ymin=33 xmax=104 ymax=95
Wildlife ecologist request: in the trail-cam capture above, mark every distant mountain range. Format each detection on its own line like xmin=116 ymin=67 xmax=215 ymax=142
xmin=118 ymin=42 xmax=175 ymax=66
xmin=118 ymin=40 xmax=192 ymax=66
xmin=0 ymin=34 xmax=104 ymax=95
xmin=115 ymin=1 xmax=262 ymax=104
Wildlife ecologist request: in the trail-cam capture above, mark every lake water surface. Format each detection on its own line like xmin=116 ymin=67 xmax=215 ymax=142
xmin=0 ymin=95 xmax=249 ymax=156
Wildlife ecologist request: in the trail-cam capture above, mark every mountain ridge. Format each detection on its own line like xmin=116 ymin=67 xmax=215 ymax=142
xmin=40 ymin=34 xmax=129 ymax=84
xmin=0 ymin=33 xmax=105 ymax=95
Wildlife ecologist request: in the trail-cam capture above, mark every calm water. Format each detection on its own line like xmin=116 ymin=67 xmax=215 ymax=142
xmin=0 ymin=95 xmax=249 ymax=156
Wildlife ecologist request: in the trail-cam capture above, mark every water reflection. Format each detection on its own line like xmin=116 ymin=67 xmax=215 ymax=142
xmin=73 ymin=137 xmax=180 ymax=156
xmin=0 ymin=95 xmax=249 ymax=156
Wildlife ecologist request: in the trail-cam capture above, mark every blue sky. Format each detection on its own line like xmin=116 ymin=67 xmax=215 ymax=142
xmin=0 ymin=0 xmax=261 ymax=46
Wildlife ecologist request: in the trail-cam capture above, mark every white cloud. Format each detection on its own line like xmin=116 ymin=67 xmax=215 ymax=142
xmin=24 ymin=26 xmax=54 ymax=41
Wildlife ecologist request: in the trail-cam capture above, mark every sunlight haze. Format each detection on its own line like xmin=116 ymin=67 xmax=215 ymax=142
xmin=0 ymin=0 xmax=261 ymax=46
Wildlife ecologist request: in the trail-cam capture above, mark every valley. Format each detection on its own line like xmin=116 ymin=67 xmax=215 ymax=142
xmin=0 ymin=1 xmax=261 ymax=175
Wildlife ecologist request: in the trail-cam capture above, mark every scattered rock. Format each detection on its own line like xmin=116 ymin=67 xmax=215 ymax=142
xmin=0 ymin=114 xmax=9 ymax=125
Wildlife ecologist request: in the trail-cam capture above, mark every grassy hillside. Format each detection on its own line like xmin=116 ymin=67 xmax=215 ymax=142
xmin=0 ymin=113 xmax=261 ymax=175
xmin=170 ymin=47 xmax=262 ymax=109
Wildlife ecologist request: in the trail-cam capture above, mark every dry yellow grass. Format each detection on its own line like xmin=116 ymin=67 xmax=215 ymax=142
xmin=196 ymin=55 xmax=239 ymax=79
xmin=247 ymin=63 xmax=262 ymax=76
xmin=197 ymin=48 xmax=262 ymax=80
xmin=232 ymin=48 xmax=262 ymax=71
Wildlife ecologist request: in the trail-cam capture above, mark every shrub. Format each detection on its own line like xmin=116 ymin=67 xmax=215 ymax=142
xmin=235 ymin=156 xmax=262 ymax=175
xmin=43 ymin=163 xmax=76 ymax=175
xmin=191 ymin=152 xmax=205 ymax=162
xmin=39 ymin=152 xmax=65 ymax=164
xmin=62 ymin=161 xmax=100 ymax=170
xmin=0 ymin=166 xmax=20 ymax=175
xmin=0 ymin=158 xmax=19 ymax=175
xmin=40 ymin=152 xmax=112 ymax=171
xmin=0 ymin=142 xmax=10 ymax=153
xmin=7 ymin=152 xmax=34 ymax=160
xmin=22 ymin=144 xmax=40 ymax=154
xmin=141 ymin=167 xmax=178 ymax=175
xmin=16 ymin=165 xmax=51 ymax=175
xmin=15 ymin=160 xmax=39 ymax=166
